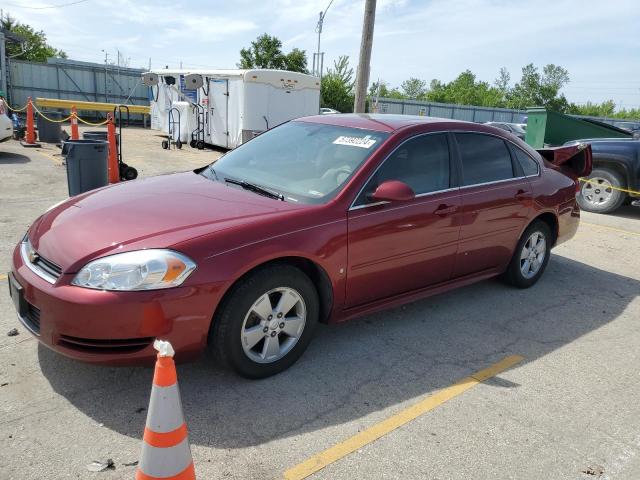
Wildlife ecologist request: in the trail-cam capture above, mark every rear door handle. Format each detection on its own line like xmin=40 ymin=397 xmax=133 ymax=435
xmin=515 ymin=189 xmax=530 ymax=200
xmin=434 ymin=204 xmax=458 ymax=216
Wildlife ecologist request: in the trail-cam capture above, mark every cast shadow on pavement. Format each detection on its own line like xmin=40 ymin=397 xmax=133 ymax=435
xmin=0 ymin=151 xmax=30 ymax=164
xmin=39 ymin=255 xmax=637 ymax=449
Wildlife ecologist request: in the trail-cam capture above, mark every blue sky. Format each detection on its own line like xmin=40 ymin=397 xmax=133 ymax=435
xmin=6 ymin=0 xmax=640 ymax=109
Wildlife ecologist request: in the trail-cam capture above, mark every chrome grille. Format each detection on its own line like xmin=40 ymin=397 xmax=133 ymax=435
xmin=21 ymin=239 xmax=62 ymax=283
xmin=32 ymin=255 xmax=62 ymax=280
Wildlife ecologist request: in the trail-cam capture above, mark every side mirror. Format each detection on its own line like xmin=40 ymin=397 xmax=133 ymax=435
xmin=370 ymin=180 xmax=415 ymax=202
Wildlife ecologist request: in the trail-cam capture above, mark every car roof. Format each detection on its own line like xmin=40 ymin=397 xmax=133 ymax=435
xmin=295 ymin=113 xmax=472 ymax=133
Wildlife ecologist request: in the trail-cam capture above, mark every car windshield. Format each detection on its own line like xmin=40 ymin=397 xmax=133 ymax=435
xmin=201 ymin=121 xmax=389 ymax=204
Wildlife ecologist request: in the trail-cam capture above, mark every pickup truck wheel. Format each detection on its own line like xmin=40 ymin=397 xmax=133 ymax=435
xmin=503 ymin=220 xmax=551 ymax=289
xmin=577 ymin=168 xmax=626 ymax=214
xmin=209 ymin=265 xmax=319 ymax=379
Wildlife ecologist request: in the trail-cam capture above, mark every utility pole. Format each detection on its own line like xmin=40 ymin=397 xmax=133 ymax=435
xmin=353 ymin=0 xmax=376 ymax=113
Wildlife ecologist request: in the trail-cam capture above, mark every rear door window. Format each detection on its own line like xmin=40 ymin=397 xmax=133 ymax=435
xmin=513 ymin=147 xmax=540 ymax=176
xmin=455 ymin=133 xmax=515 ymax=186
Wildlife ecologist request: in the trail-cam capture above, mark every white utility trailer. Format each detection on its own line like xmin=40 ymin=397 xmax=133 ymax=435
xmin=143 ymin=69 xmax=320 ymax=149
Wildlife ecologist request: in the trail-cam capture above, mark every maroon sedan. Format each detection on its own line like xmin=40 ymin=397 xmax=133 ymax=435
xmin=9 ymin=115 xmax=591 ymax=378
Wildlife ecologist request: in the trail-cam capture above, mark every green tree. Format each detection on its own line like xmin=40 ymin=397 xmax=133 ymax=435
xmin=321 ymin=56 xmax=355 ymax=113
xmin=507 ymin=63 xmax=570 ymax=112
xmin=494 ymin=67 xmax=510 ymax=104
xmin=284 ymin=48 xmax=308 ymax=73
xmin=400 ymin=77 xmax=427 ymax=99
xmin=1 ymin=13 xmax=66 ymax=62
xmin=425 ymin=70 xmax=503 ymax=107
xmin=238 ymin=33 xmax=308 ymax=73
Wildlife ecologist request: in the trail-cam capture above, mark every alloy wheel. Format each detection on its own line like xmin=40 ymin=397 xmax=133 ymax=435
xmin=520 ymin=231 xmax=546 ymax=279
xmin=240 ymin=287 xmax=307 ymax=364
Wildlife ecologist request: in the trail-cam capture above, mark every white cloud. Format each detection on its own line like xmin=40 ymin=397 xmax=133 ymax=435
xmin=4 ymin=0 xmax=640 ymax=106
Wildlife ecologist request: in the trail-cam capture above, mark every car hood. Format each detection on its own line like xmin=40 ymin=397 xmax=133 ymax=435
xmin=29 ymin=172 xmax=303 ymax=272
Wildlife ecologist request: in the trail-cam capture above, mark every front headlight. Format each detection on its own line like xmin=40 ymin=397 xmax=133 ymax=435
xmin=71 ymin=249 xmax=196 ymax=291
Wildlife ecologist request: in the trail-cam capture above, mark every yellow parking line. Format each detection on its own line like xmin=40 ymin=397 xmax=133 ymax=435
xmin=581 ymin=222 xmax=640 ymax=237
xmin=0 ymin=274 xmax=6 ymax=281
xmin=36 ymin=149 xmax=63 ymax=166
xmin=283 ymin=355 xmax=524 ymax=480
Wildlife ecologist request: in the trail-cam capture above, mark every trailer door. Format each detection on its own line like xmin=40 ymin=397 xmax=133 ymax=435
xmin=209 ymin=79 xmax=229 ymax=148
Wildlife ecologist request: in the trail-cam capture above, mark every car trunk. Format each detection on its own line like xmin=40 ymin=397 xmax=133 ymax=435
xmin=537 ymin=143 xmax=593 ymax=178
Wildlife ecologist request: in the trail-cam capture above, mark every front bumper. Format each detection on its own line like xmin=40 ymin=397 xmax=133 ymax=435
xmin=10 ymin=244 xmax=223 ymax=366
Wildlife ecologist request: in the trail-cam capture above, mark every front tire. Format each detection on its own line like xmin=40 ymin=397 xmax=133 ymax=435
xmin=503 ymin=220 xmax=552 ymax=288
xmin=577 ymin=168 xmax=626 ymax=214
xmin=210 ymin=265 xmax=319 ymax=379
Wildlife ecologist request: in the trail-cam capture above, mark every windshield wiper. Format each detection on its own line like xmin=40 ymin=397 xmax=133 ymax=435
xmin=224 ymin=178 xmax=285 ymax=201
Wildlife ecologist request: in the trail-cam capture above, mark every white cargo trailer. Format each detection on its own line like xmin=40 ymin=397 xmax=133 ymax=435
xmin=143 ymin=69 xmax=320 ymax=149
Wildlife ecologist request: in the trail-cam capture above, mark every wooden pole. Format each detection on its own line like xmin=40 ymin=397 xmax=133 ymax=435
xmin=353 ymin=0 xmax=376 ymax=113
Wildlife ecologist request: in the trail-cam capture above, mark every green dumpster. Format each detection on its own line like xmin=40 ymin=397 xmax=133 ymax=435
xmin=525 ymin=107 xmax=631 ymax=148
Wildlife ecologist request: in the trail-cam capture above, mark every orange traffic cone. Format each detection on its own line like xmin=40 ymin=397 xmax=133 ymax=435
xmin=70 ymin=106 xmax=79 ymax=140
xmin=136 ymin=340 xmax=196 ymax=480
xmin=22 ymin=97 xmax=39 ymax=146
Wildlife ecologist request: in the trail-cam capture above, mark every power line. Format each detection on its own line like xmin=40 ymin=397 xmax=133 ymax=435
xmin=4 ymin=0 xmax=90 ymax=10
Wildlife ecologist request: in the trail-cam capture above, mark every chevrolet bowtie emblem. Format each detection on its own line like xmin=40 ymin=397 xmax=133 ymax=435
xmin=28 ymin=248 xmax=39 ymax=264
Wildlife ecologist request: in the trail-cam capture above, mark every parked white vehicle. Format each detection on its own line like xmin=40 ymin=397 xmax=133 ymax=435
xmin=143 ymin=69 xmax=320 ymax=149
xmin=0 ymin=99 xmax=14 ymax=143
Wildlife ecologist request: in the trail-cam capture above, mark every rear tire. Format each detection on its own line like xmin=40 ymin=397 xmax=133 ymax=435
xmin=503 ymin=220 xmax=552 ymax=289
xmin=209 ymin=265 xmax=319 ymax=379
xmin=577 ymin=168 xmax=626 ymax=214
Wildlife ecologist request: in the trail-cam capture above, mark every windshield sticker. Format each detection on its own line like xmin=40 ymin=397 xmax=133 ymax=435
xmin=333 ymin=135 xmax=377 ymax=149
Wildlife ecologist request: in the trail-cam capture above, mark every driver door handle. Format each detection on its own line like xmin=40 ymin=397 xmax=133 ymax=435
xmin=434 ymin=204 xmax=458 ymax=216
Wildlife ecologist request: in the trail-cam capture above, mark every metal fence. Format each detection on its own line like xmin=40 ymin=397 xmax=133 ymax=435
xmin=7 ymin=58 xmax=148 ymax=120
xmin=373 ymin=97 xmax=639 ymax=129
xmin=373 ymin=98 xmax=527 ymax=123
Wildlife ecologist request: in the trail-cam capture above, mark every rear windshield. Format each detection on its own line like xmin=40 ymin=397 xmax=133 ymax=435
xmin=202 ymin=121 xmax=389 ymax=204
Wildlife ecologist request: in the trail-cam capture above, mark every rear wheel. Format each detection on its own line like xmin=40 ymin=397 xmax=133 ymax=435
xmin=577 ymin=168 xmax=626 ymax=214
xmin=503 ymin=220 xmax=552 ymax=288
xmin=210 ymin=265 xmax=319 ymax=378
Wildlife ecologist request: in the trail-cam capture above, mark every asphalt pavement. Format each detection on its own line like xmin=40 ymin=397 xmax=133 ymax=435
xmin=1 ymin=129 xmax=639 ymax=479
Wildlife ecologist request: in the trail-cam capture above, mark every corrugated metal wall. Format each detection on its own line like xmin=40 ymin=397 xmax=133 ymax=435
xmin=374 ymin=98 xmax=527 ymax=123
xmin=7 ymin=58 xmax=148 ymax=119
xmin=373 ymin=98 xmax=638 ymax=129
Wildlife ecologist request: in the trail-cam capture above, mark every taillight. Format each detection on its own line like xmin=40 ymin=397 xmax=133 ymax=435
xmin=575 ymin=178 xmax=582 ymax=194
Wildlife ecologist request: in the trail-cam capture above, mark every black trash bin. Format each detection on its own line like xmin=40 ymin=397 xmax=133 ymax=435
xmin=83 ymin=130 xmax=119 ymax=145
xmin=64 ymin=139 xmax=109 ymax=196
xmin=36 ymin=111 xmax=62 ymax=143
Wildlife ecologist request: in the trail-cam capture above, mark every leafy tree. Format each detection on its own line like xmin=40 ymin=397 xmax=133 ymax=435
xmin=1 ymin=13 xmax=66 ymax=62
xmin=506 ymin=63 xmax=570 ymax=112
xmin=425 ymin=70 xmax=503 ymax=107
xmin=238 ymin=33 xmax=308 ymax=73
xmin=494 ymin=67 xmax=510 ymax=104
xmin=400 ymin=77 xmax=427 ymax=99
xmin=284 ymin=48 xmax=308 ymax=73
xmin=321 ymin=56 xmax=355 ymax=113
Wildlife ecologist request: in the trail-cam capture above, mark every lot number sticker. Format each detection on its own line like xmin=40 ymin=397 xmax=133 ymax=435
xmin=333 ymin=135 xmax=377 ymax=149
